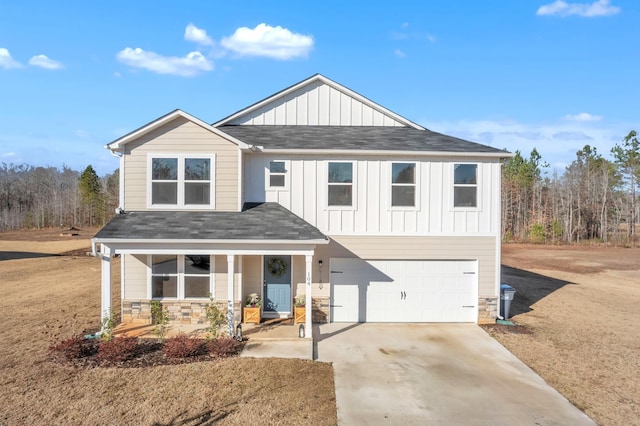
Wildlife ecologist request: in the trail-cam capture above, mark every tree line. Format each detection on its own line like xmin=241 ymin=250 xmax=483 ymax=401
xmin=502 ymin=130 xmax=639 ymax=245
xmin=2 ymin=130 xmax=639 ymax=245
xmin=0 ymin=163 xmax=118 ymax=230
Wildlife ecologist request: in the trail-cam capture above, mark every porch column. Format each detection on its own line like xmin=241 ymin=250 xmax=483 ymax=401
xmin=100 ymin=244 xmax=112 ymax=328
xmin=305 ymin=254 xmax=313 ymax=339
xmin=227 ymin=254 xmax=235 ymax=337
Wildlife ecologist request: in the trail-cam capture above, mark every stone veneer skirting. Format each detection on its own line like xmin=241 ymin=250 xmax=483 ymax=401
xmin=123 ymin=296 xmax=491 ymax=324
xmin=122 ymin=300 xmax=241 ymax=325
xmin=477 ymin=297 xmax=498 ymax=324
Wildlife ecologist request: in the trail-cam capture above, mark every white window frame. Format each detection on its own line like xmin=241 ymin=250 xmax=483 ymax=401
xmin=326 ymin=161 xmax=357 ymax=210
xmin=266 ymin=159 xmax=289 ymax=190
xmin=147 ymin=154 xmax=216 ymax=209
xmin=147 ymin=254 xmax=214 ymax=300
xmin=389 ymin=162 xmax=420 ymax=210
xmin=452 ymin=163 xmax=480 ymax=210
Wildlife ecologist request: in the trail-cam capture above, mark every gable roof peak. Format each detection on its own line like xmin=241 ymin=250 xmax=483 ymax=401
xmin=213 ymin=74 xmax=425 ymax=130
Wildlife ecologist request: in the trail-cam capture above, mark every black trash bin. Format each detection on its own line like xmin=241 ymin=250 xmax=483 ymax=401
xmin=500 ymin=284 xmax=516 ymax=319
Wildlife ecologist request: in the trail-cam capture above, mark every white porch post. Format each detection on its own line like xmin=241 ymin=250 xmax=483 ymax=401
xmin=227 ymin=254 xmax=235 ymax=337
xmin=100 ymin=244 xmax=112 ymax=327
xmin=305 ymin=254 xmax=313 ymax=339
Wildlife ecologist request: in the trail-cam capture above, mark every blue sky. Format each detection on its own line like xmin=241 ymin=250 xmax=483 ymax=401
xmin=1 ymin=0 xmax=638 ymax=176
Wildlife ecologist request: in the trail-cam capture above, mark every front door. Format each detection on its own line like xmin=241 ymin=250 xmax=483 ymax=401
xmin=263 ymin=255 xmax=292 ymax=314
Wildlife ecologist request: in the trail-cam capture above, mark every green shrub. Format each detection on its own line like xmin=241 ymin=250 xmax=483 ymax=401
xmin=150 ymin=301 xmax=169 ymax=340
xmin=529 ymin=223 xmax=545 ymax=244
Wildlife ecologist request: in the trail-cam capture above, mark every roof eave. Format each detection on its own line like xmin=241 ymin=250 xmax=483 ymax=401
xmin=255 ymin=148 xmax=513 ymax=158
xmin=92 ymin=237 xmax=330 ymax=245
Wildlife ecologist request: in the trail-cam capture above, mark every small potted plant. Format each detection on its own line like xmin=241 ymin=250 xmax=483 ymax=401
xmin=294 ymin=294 xmax=306 ymax=324
xmin=243 ymin=293 xmax=262 ymax=324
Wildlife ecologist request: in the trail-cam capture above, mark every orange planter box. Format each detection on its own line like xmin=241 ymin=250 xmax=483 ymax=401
xmin=294 ymin=306 xmax=306 ymax=324
xmin=243 ymin=307 xmax=261 ymax=324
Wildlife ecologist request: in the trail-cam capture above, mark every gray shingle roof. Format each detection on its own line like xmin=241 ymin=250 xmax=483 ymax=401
xmin=218 ymin=125 xmax=508 ymax=154
xmin=94 ymin=203 xmax=327 ymax=242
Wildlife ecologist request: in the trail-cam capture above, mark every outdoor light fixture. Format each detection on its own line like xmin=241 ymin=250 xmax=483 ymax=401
xmin=318 ymin=259 xmax=323 ymax=288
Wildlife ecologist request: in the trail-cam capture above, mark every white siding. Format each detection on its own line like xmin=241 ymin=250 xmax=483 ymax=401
xmin=228 ymin=81 xmax=406 ymax=127
xmin=244 ymin=154 xmax=502 ymax=236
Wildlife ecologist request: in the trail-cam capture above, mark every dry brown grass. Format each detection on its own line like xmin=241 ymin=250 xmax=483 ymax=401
xmin=484 ymin=243 xmax=640 ymax=426
xmin=0 ymin=229 xmax=336 ymax=425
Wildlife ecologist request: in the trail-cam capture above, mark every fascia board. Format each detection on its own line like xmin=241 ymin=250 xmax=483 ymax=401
xmin=258 ymin=148 xmax=514 ymax=159
xmin=92 ymin=238 xmax=329 ymax=246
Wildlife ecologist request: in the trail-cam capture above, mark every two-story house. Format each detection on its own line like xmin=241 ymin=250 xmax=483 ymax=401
xmin=92 ymin=74 xmax=511 ymax=337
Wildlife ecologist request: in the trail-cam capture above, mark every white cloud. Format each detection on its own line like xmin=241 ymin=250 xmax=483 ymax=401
xmin=564 ymin=112 xmax=603 ymax=121
xmin=401 ymin=22 xmax=409 ymax=29
xmin=0 ymin=48 xmax=22 ymax=69
xmin=537 ymin=0 xmax=620 ymax=17
xmin=1 ymin=151 xmax=17 ymax=158
xmin=28 ymin=54 xmax=64 ymax=70
xmin=423 ymin=117 xmax=624 ymax=172
xmin=394 ymin=49 xmax=407 ymax=58
xmin=221 ymin=23 xmax=313 ymax=60
xmin=116 ymin=47 xmax=213 ymax=76
xmin=184 ymin=23 xmax=214 ymax=46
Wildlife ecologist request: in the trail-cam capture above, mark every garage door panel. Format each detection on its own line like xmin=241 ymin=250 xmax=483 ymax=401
xmin=330 ymin=258 xmax=477 ymax=323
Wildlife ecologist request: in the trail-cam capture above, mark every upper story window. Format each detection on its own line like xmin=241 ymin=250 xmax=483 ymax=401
xmin=328 ymin=162 xmax=353 ymax=207
xmin=269 ymin=161 xmax=286 ymax=188
xmin=453 ymin=164 xmax=478 ymax=208
xmin=391 ymin=162 xmax=416 ymax=207
xmin=149 ymin=155 xmax=214 ymax=208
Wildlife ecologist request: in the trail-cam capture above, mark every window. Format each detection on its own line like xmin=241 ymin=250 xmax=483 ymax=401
xmin=391 ymin=163 xmax=416 ymax=207
xmin=151 ymin=255 xmax=211 ymax=299
xmin=454 ymin=164 xmax=478 ymax=208
xmin=149 ymin=155 xmax=214 ymax=207
xmin=328 ymin=162 xmax=353 ymax=206
xmin=269 ymin=161 xmax=286 ymax=187
xmin=151 ymin=255 xmax=178 ymax=298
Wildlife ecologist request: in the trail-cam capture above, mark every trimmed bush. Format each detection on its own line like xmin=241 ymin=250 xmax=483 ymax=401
xmin=208 ymin=337 xmax=242 ymax=358
xmin=49 ymin=335 xmax=97 ymax=360
xmin=162 ymin=334 xmax=205 ymax=359
xmin=97 ymin=337 xmax=139 ymax=363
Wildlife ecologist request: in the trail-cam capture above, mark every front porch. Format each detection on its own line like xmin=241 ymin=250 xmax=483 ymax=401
xmin=114 ymin=317 xmax=305 ymax=341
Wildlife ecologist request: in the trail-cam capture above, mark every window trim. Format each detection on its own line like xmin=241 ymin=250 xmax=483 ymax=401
xmin=389 ymin=162 xmax=420 ymax=210
xmin=148 ymin=254 xmax=214 ymax=300
xmin=452 ymin=163 xmax=480 ymax=210
xmin=326 ymin=161 xmax=357 ymax=210
xmin=266 ymin=159 xmax=289 ymax=190
xmin=147 ymin=154 xmax=216 ymax=209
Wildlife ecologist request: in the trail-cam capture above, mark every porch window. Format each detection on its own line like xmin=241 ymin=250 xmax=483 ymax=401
xmin=269 ymin=161 xmax=286 ymax=187
xmin=184 ymin=255 xmax=210 ymax=298
xmin=453 ymin=164 xmax=478 ymax=208
xmin=151 ymin=255 xmax=178 ymax=298
xmin=150 ymin=255 xmax=211 ymax=299
xmin=149 ymin=155 xmax=214 ymax=208
xmin=328 ymin=162 xmax=353 ymax=207
xmin=391 ymin=162 xmax=416 ymax=207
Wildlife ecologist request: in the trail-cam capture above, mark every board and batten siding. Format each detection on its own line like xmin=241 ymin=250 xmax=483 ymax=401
xmin=227 ymin=80 xmax=405 ymax=127
xmin=316 ymin=236 xmax=497 ymax=298
xmin=244 ymin=154 xmax=502 ymax=235
xmin=123 ymin=117 xmax=240 ymax=211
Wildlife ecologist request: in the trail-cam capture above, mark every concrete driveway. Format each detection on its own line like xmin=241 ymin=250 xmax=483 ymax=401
xmin=314 ymin=323 xmax=595 ymax=425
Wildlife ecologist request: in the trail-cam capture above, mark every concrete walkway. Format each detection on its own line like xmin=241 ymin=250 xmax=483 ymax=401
xmin=315 ymin=323 xmax=596 ymax=425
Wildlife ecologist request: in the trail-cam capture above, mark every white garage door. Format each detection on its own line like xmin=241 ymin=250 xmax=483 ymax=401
xmin=330 ymin=259 xmax=478 ymax=323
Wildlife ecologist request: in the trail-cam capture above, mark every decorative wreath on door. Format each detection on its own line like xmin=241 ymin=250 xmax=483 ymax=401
xmin=267 ymin=256 xmax=288 ymax=277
